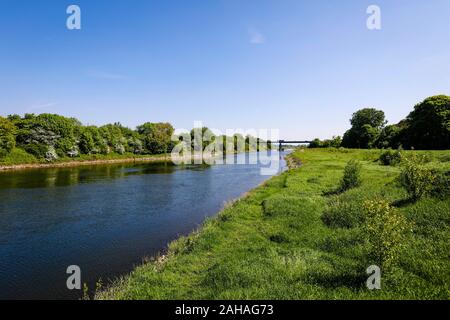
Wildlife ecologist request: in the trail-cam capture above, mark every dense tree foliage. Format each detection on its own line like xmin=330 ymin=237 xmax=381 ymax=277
xmin=0 ymin=114 xmax=272 ymax=163
xmin=184 ymin=128 xmax=270 ymax=153
xmin=12 ymin=113 xmax=80 ymax=159
xmin=403 ymin=95 xmax=450 ymax=150
xmin=138 ymin=122 xmax=174 ymax=154
xmin=309 ymin=136 xmax=342 ymax=149
xmin=376 ymin=123 xmax=404 ymax=149
xmin=0 ymin=116 xmax=16 ymax=155
xmin=311 ymin=95 xmax=449 ymax=150
xmin=341 ymin=108 xmax=386 ymax=148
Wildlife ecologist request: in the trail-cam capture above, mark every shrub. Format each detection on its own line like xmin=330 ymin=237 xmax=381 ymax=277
xmin=24 ymin=143 xmax=48 ymax=159
xmin=362 ymin=200 xmax=412 ymax=270
xmin=0 ymin=148 xmax=37 ymax=165
xmin=430 ymin=170 xmax=450 ymax=200
xmin=339 ymin=160 xmax=362 ymax=192
xmin=45 ymin=146 xmax=59 ymax=162
xmin=379 ymin=149 xmax=402 ymax=166
xmin=0 ymin=116 xmax=17 ymax=154
xmin=398 ymin=154 xmax=436 ymax=200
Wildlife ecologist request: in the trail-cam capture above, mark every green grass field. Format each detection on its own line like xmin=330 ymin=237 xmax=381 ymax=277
xmin=97 ymin=148 xmax=450 ymax=300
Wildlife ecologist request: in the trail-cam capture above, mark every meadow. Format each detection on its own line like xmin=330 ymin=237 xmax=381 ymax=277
xmin=97 ymin=148 xmax=450 ymax=300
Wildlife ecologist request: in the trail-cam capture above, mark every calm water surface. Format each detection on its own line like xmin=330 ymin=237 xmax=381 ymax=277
xmin=0 ymin=152 xmax=287 ymax=299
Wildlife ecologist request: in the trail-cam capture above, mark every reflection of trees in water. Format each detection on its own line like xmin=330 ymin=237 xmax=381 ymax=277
xmin=0 ymin=162 xmax=171 ymax=187
xmin=0 ymin=162 xmax=201 ymax=190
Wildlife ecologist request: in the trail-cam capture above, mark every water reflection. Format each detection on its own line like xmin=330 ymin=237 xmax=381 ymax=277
xmin=0 ymin=162 xmax=201 ymax=189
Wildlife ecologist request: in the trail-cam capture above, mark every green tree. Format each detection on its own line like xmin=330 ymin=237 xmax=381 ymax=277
xmin=79 ymin=127 xmax=96 ymax=154
xmin=309 ymin=136 xmax=342 ymax=149
xmin=403 ymin=95 xmax=450 ymax=150
xmin=188 ymin=127 xmax=216 ymax=151
xmin=99 ymin=123 xmax=128 ymax=154
xmin=360 ymin=124 xmax=380 ymax=149
xmin=138 ymin=122 xmax=174 ymax=154
xmin=0 ymin=116 xmax=17 ymax=155
xmin=342 ymin=108 xmax=386 ymax=148
xmin=309 ymin=138 xmax=323 ymax=148
xmin=376 ymin=124 xmax=404 ymax=149
xmin=15 ymin=113 xmax=79 ymax=158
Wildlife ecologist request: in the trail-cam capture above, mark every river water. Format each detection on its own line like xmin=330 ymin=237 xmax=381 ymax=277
xmin=0 ymin=151 xmax=287 ymax=299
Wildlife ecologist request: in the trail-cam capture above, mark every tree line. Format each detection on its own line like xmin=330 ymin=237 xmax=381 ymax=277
xmin=310 ymin=95 xmax=450 ymax=150
xmin=0 ymin=114 xmax=270 ymax=162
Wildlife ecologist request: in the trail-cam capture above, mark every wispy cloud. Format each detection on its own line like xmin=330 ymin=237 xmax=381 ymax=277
xmin=31 ymin=102 xmax=57 ymax=109
xmin=27 ymin=102 xmax=58 ymax=112
xmin=248 ymin=28 xmax=266 ymax=45
xmin=86 ymin=70 xmax=127 ymax=80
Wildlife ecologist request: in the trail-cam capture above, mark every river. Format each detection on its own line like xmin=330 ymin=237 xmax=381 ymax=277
xmin=0 ymin=151 xmax=287 ymax=299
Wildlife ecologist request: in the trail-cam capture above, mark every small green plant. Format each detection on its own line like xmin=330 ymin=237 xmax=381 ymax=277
xmin=362 ymin=200 xmax=412 ymax=270
xmin=430 ymin=170 xmax=450 ymax=200
xmin=379 ymin=149 xmax=402 ymax=166
xmin=398 ymin=153 xmax=436 ymax=201
xmin=82 ymin=282 xmax=90 ymax=300
xmin=339 ymin=160 xmax=362 ymax=192
xmin=95 ymin=278 xmax=103 ymax=293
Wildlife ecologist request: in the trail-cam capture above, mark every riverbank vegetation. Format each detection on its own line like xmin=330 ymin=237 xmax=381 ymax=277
xmin=0 ymin=114 xmax=270 ymax=167
xmin=96 ymin=148 xmax=450 ymax=299
xmin=309 ymin=95 xmax=450 ymax=150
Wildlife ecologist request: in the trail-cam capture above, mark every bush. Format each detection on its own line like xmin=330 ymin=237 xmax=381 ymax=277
xmin=45 ymin=146 xmax=58 ymax=162
xmin=379 ymin=149 xmax=402 ymax=166
xmin=24 ymin=143 xmax=48 ymax=159
xmin=398 ymin=154 xmax=436 ymax=200
xmin=362 ymin=200 xmax=412 ymax=270
xmin=0 ymin=116 xmax=17 ymax=154
xmin=339 ymin=160 xmax=362 ymax=192
xmin=430 ymin=170 xmax=450 ymax=200
xmin=0 ymin=148 xmax=37 ymax=165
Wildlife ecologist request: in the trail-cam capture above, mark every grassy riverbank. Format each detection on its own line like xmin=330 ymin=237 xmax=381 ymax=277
xmin=0 ymin=148 xmax=171 ymax=170
xmin=97 ymin=148 xmax=450 ymax=300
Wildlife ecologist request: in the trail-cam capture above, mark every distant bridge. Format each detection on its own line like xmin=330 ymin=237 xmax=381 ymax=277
xmin=275 ymin=140 xmax=312 ymax=151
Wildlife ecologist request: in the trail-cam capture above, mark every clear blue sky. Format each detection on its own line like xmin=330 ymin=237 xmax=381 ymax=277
xmin=1 ymin=0 xmax=449 ymax=140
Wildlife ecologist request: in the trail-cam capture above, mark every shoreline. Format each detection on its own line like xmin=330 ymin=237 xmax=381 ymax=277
xmin=0 ymin=155 xmax=170 ymax=172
